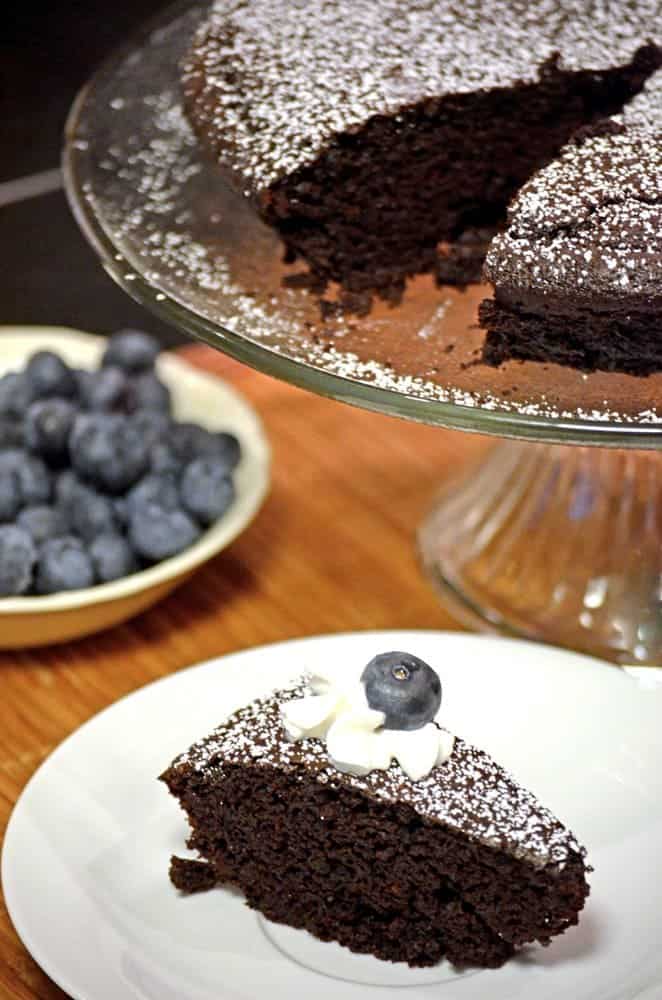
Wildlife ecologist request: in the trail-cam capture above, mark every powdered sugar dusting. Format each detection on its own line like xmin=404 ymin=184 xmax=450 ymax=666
xmin=485 ymin=128 xmax=662 ymax=301
xmin=621 ymin=67 xmax=662 ymax=132
xmin=175 ymin=681 xmax=586 ymax=869
xmin=185 ymin=0 xmax=660 ymax=189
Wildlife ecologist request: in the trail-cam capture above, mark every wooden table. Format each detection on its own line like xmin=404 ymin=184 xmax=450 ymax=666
xmin=0 ymin=345 xmax=487 ymax=999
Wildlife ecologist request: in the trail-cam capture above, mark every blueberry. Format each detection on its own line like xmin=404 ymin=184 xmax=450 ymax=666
xmin=214 ymin=432 xmax=241 ymax=471
xmin=126 ymin=472 xmax=180 ymax=515
xmin=127 ymin=372 xmax=171 ymax=413
xmin=0 ymin=450 xmax=52 ymax=505
xmin=54 ymin=469 xmax=85 ymax=510
xmin=128 ymin=503 xmax=200 ymax=561
xmin=112 ymin=496 xmax=129 ymax=526
xmin=69 ymin=483 xmax=118 ymax=542
xmin=0 ymin=525 xmax=36 ymax=596
xmin=0 ymin=470 xmax=21 ymax=522
xmin=0 ymin=449 xmax=23 ymax=472
xmin=0 ymin=418 xmax=25 ymax=448
xmin=102 ymin=329 xmax=160 ymax=373
xmin=36 ymin=536 xmax=95 ymax=593
xmin=89 ymin=533 xmax=138 ymax=583
xmin=78 ymin=366 xmax=129 ymax=412
xmin=149 ymin=441 xmax=182 ymax=475
xmin=17 ymin=505 xmax=69 ymax=545
xmin=180 ymin=457 xmax=235 ymax=526
xmin=69 ymin=413 xmax=149 ymax=493
xmin=130 ymin=410 xmax=171 ymax=449
xmin=168 ymin=422 xmax=204 ymax=463
xmin=25 ymin=398 xmax=77 ymax=462
xmin=73 ymin=368 xmax=94 ymax=402
xmin=361 ymin=652 xmax=442 ymax=731
xmin=169 ymin=422 xmax=238 ymax=465
xmin=23 ymin=456 xmax=53 ymax=505
xmin=0 ymin=372 xmax=35 ymax=418
xmin=25 ymin=351 xmax=76 ymax=399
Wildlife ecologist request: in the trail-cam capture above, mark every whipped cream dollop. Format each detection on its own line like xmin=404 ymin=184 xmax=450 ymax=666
xmin=280 ymin=661 xmax=454 ymax=781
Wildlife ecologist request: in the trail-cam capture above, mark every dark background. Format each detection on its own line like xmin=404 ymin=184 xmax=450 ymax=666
xmin=1 ymin=0 xmax=187 ymax=345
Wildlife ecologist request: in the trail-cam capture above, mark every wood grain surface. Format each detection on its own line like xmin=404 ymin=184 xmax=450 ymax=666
xmin=0 ymin=345 xmax=487 ymax=999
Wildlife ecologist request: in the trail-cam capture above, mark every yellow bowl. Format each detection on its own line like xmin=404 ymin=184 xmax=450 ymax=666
xmin=0 ymin=327 xmax=271 ymax=647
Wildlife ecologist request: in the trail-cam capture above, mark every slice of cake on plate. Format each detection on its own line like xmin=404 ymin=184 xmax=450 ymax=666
xmin=161 ymin=651 xmax=590 ymax=969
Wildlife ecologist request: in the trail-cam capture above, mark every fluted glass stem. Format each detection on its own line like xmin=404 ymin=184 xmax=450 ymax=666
xmin=419 ymin=441 xmax=662 ymax=665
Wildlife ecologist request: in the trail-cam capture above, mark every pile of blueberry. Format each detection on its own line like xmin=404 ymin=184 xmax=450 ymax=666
xmin=0 ymin=331 xmax=240 ymax=596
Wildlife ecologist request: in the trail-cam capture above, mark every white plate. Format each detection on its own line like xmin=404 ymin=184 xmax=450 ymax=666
xmin=3 ymin=631 xmax=662 ymax=1000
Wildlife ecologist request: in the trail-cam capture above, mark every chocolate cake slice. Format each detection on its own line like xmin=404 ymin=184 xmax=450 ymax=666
xmin=182 ymin=0 xmax=660 ymax=302
xmin=480 ymin=115 xmax=662 ymax=374
xmin=161 ymin=653 xmax=590 ymax=969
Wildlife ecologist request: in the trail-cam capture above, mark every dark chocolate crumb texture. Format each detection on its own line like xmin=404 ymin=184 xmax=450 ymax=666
xmin=161 ymin=671 xmax=590 ymax=969
xmin=480 ymin=95 xmax=662 ymax=374
xmin=183 ymin=0 xmax=660 ymax=301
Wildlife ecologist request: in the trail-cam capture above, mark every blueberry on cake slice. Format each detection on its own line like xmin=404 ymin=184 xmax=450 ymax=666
xmin=161 ymin=651 xmax=590 ymax=969
xmin=480 ymin=109 xmax=662 ymax=374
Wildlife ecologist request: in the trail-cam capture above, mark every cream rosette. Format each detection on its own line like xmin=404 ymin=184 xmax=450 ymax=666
xmin=280 ymin=661 xmax=454 ymax=781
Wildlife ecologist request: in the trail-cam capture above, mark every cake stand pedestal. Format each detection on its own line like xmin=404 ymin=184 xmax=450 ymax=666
xmin=419 ymin=441 xmax=662 ymax=665
xmin=63 ymin=0 xmax=662 ymax=666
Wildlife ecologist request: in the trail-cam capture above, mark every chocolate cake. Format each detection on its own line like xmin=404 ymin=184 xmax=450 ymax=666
xmin=182 ymin=0 xmax=660 ymax=303
xmin=480 ymin=113 xmax=662 ymax=374
xmin=161 ymin=653 xmax=590 ymax=969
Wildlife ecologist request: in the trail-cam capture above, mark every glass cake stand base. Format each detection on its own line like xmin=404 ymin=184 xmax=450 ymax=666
xmin=419 ymin=441 xmax=662 ymax=666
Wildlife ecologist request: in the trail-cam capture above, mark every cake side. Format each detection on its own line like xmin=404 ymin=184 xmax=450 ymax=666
xmin=182 ymin=0 xmax=660 ymax=297
xmin=164 ymin=756 xmax=516 ymax=967
xmin=161 ymin=682 xmax=590 ymax=960
xmin=480 ymin=298 xmax=662 ymax=373
xmin=479 ymin=124 xmax=662 ymax=373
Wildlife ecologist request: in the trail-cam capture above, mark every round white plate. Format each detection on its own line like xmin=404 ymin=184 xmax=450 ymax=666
xmin=3 ymin=631 xmax=662 ymax=1000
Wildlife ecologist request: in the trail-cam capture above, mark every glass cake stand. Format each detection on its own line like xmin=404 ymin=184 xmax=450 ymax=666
xmin=63 ymin=0 xmax=662 ymax=665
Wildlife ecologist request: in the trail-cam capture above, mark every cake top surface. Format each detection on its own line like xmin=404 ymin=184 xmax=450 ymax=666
xmin=172 ymin=681 xmax=586 ymax=869
xmin=484 ymin=127 xmax=662 ymax=304
xmin=184 ymin=0 xmax=660 ymax=188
